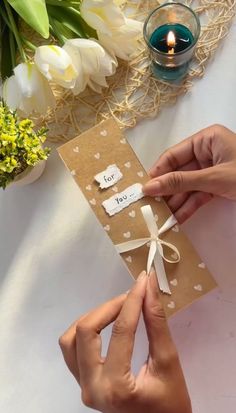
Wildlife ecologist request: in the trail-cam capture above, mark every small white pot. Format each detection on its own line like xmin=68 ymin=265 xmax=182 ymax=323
xmin=10 ymin=160 xmax=46 ymax=187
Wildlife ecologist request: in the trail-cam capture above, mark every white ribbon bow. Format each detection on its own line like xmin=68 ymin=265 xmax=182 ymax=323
xmin=116 ymin=205 xmax=180 ymax=295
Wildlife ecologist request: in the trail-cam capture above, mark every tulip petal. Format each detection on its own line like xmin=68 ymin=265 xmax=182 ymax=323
xmin=2 ymin=75 xmax=21 ymax=111
xmin=97 ymin=47 xmax=117 ymax=76
xmin=80 ymin=0 xmax=125 ymax=35
xmin=13 ymin=62 xmax=55 ymax=115
xmin=63 ymin=40 xmax=89 ymax=94
xmin=98 ymin=18 xmax=143 ymax=60
xmin=114 ymin=0 xmax=126 ymax=5
xmin=34 ymin=45 xmax=78 ymax=88
xmin=87 ymin=78 xmax=103 ymax=93
xmin=72 ymin=70 xmax=90 ymax=95
xmin=14 ymin=63 xmax=38 ymax=97
xmin=90 ymin=73 xmax=108 ymax=87
xmin=30 ymin=71 xmax=56 ymax=114
xmin=64 ymin=38 xmax=118 ymax=94
xmin=64 ymin=39 xmax=101 ymax=75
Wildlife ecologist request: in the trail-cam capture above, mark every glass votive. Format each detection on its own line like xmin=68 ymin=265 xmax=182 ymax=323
xmin=143 ymin=2 xmax=200 ymax=82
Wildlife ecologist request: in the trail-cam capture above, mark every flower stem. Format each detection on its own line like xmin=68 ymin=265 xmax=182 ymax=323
xmin=20 ymin=36 xmax=37 ymax=51
xmin=3 ymin=0 xmax=27 ymax=62
xmin=0 ymin=6 xmax=11 ymax=29
xmin=9 ymin=30 xmax=16 ymax=68
xmin=49 ymin=18 xmax=67 ymax=45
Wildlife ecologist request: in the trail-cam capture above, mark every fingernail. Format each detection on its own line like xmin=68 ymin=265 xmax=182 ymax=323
xmin=137 ymin=270 xmax=147 ymax=281
xmin=149 ymin=266 xmax=155 ymax=275
xmin=148 ymin=268 xmax=158 ymax=287
xmin=143 ymin=181 xmax=161 ymax=195
xmin=148 ymin=169 xmax=156 ymax=178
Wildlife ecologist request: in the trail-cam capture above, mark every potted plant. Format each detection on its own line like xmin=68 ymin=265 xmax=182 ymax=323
xmin=0 ymin=103 xmax=50 ymax=189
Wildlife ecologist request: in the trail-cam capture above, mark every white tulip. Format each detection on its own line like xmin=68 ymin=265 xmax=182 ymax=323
xmin=2 ymin=62 xmax=55 ymax=115
xmin=80 ymin=0 xmax=125 ymax=35
xmin=98 ymin=18 xmax=143 ymax=60
xmin=88 ymin=44 xmax=118 ymax=92
xmin=63 ymin=38 xmax=117 ymax=95
xmin=34 ymin=45 xmax=78 ymax=89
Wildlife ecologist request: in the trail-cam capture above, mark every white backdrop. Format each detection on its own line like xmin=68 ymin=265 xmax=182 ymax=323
xmin=1 ymin=21 xmax=236 ymax=413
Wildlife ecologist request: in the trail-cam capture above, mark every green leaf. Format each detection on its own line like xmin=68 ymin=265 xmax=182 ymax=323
xmin=46 ymin=0 xmax=81 ymax=7
xmin=7 ymin=0 xmax=49 ymax=38
xmin=1 ymin=20 xmax=14 ymax=79
xmin=47 ymin=5 xmax=86 ymax=38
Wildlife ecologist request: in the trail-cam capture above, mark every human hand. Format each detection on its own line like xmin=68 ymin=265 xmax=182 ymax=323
xmin=143 ymin=124 xmax=236 ymax=223
xmin=59 ymin=270 xmax=191 ymax=413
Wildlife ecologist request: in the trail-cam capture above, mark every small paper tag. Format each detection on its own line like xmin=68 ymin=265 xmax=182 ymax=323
xmin=102 ymin=183 xmax=144 ymax=216
xmin=94 ymin=164 xmax=123 ymax=189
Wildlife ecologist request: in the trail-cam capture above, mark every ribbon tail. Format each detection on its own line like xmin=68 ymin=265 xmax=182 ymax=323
xmin=158 ymin=214 xmax=177 ymax=235
xmin=153 ymin=250 xmax=171 ymax=295
xmin=147 ymin=240 xmax=157 ymax=274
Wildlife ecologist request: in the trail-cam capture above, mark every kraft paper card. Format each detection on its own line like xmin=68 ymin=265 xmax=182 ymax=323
xmin=58 ymin=119 xmax=217 ymax=317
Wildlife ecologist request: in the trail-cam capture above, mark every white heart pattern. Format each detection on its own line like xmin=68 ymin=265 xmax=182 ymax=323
xmin=89 ymin=198 xmax=96 ymax=206
xmin=155 ymin=196 xmax=161 ymax=202
xmin=167 ymin=301 xmax=176 ymax=309
xmin=120 ymin=138 xmax=126 ymax=144
xmin=71 ymin=170 xmax=76 ymax=176
xmin=73 ymin=146 xmax=79 ymax=153
xmin=86 ymin=184 xmax=92 ymax=191
xmin=194 ymin=284 xmax=203 ymax=292
xmin=123 ymin=231 xmax=131 ymax=239
xmin=170 ymin=279 xmax=178 ymax=287
xmin=129 ymin=210 xmax=136 ymax=218
xmin=124 ymin=162 xmax=131 ymax=168
xmin=100 ymin=130 xmax=107 ymax=137
xmin=104 ymin=225 xmax=110 ymax=232
xmin=137 ymin=171 xmax=144 ymax=178
xmin=94 ymin=153 xmax=100 ymax=160
xmin=112 ymin=186 xmax=118 ymax=192
xmin=125 ymin=256 xmax=132 ymax=263
xmin=172 ymin=225 xmax=179 ymax=233
xmin=198 ymin=262 xmax=206 ymax=269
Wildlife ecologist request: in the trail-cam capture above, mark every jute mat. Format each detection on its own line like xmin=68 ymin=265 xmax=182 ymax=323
xmin=34 ymin=0 xmax=236 ymax=143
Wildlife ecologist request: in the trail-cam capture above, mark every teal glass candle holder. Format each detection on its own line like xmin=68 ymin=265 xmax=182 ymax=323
xmin=143 ymin=2 xmax=200 ymax=82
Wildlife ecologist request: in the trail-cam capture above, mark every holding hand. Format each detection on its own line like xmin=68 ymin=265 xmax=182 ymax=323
xmin=143 ymin=125 xmax=236 ymax=223
xmin=59 ymin=270 xmax=191 ymax=413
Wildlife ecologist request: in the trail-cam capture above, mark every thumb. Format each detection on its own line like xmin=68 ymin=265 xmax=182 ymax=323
xmin=143 ymin=167 xmax=217 ymax=196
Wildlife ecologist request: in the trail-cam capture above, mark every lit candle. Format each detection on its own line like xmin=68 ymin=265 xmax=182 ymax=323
xmin=143 ymin=3 xmax=200 ymax=82
xmin=167 ymin=31 xmax=176 ymax=55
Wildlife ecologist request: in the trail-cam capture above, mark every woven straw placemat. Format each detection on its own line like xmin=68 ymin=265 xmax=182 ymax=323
xmin=34 ymin=0 xmax=236 ymax=143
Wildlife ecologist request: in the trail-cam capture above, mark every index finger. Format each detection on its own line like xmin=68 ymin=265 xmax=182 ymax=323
xmin=143 ymin=270 xmax=179 ymax=374
xmin=105 ymin=271 xmax=148 ymax=375
xmin=149 ymin=136 xmax=195 ymax=178
xmin=149 ymin=125 xmax=220 ymax=178
xmin=75 ymin=294 xmax=127 ymax=382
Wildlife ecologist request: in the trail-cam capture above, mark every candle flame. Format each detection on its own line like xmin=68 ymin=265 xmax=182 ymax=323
xmin=167 ymin=31 xmax=176 ymax=47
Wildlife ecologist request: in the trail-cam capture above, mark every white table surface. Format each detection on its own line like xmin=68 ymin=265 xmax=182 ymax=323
xmin=1 ymin=21 xmax=236 ymax=413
